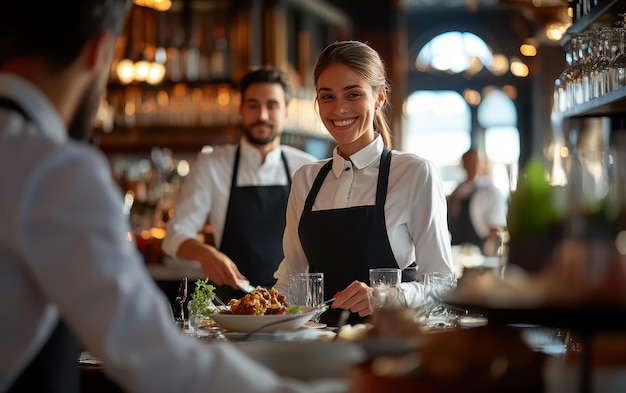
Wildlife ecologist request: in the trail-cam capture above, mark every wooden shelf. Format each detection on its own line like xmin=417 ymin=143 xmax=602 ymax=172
xmin=94 ymin=125 xmax=239 ymax=154
xmin=107 ymin=78 xmax=236 ymax=92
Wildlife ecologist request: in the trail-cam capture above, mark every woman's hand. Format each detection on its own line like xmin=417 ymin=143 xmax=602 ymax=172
xmin=332 ymin=280 xmax=372 ymax=317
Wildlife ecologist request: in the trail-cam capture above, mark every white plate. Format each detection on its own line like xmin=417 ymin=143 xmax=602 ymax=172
xmin=304 ymin=321 xmax=327 ymax=329
xmin=211 ymin=306 xmax=316 ymax=333
xmin=223 ymin=329 xmax=335 ymax=342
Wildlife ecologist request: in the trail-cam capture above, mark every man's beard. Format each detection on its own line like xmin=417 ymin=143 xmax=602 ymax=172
xmin=242 ymin=121 xmax=279 ymax=146
xmin=67 ymin=78 xmax=101 ymax=142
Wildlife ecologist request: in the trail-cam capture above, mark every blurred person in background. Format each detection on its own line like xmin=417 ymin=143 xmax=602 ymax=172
xmin=447 ymin=148 xmax=507 ymax=255
xmin=274 ymin=40 xmax=455 ymax=326
xmin=0 ymin=1 xmax=333 ymax=392
xmin=162 ymin=66 xmax=317 ymax=301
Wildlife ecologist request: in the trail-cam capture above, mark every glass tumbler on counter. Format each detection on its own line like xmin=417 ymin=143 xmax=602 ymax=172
xmin=187 ymin=302 xmax=225 ymax=341
xmin=288 ymin=272 xmax=325 ymax=323
xmin=368 ymin=268 xmax=403 ymax=313
xmin=421 ymin=272 xmax=458 ymax=328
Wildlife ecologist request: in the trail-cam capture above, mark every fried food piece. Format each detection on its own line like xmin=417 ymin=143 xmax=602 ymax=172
xmin=228 ymin=287 xmax=288 ymax=315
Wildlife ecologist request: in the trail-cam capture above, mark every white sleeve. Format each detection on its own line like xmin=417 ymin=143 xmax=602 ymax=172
xmin=19 ymin=149 xmax=319 ymax=393
xmin=406 ymin=160 xmax=455 ymax=276
xmin=162 ymin=153 xmax=213 ymax=257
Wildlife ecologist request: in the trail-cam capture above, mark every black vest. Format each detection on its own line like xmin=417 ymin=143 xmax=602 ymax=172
xmin=216 ymin=145 xmax=291 ymax=301
xmin=298 ymin=149 xmax=416 ymax=326
xmin=448 ymin=184 xmax=484 ymax=249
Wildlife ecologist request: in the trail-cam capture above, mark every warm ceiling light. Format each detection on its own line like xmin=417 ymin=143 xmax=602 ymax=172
xmin=116 ymin=59 xmax=135 ymax=84
xmin=545 ymin=23 xmax=569 ymax=41
xmin=520 ymin=43 xmax=537 ymax=57
xmin=133 ymin=60 xmax=151 ymax=82
xmin=462 ymin=88 xmax=481 ymax=106
xmin=134 ymin=0 xmax=171 ymax=11
xmin=502 ymin=85 xmax=518 ymax=100
xmin=465 ymin=56 xmax=484 ymax=76
xmin=510 ymin=59 xmax=529 ymax=77
xmin=217 ymin=86 xmax=231 ymax=106
xmin=146 ymin=62 xmax=166 ymax=85
xmin=491 ymin=54 xmax=509 ymax=76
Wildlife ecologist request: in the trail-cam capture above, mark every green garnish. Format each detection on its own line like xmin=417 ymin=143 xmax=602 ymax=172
xmin=287 ymin=305 xmax=300 ymax=314
xmin=188 ymin=278 xmax=216 ymax=317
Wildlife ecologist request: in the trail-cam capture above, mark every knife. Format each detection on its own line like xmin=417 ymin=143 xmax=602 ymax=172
xmin=236 ymin=278 xmax=256 ymax=293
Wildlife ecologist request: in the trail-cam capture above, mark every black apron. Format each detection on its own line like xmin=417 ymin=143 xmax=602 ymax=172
xmin=298 ymin=148 xmax=416 ymax=326
xmin=216 ymin=145 xmax=291 ymax=301
xmin=0 ymin=97 xmax=81 ymax=393
xmin=448 ymin=185 xmax=484 ymax=249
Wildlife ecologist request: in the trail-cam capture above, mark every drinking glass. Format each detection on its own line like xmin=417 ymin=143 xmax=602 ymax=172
xmin=171 ymin=277 xmax=187 ymax=331
xmin=369 ymin=268 xmax=401 ymax=287
xmin=368 ymin=268 xmax=403 ymax=313
xmin=608 ymin=15 xmax=626 ymax=91
xmin=288 ymin=272 xmax=324 ymax=323
xmin=421 ymin=272 xmax=458 ymax=328
xmin=561 ymin=147 xmax=624 ymax=282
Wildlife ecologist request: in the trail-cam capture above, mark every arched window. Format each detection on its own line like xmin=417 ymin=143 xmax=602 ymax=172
xmin=405 ymin=31 xmax=521 ymax=198
xmin=403 ymin=90 xmax=471 ymax=195
xmin=416 ymin=31 xmax=494 ymax=76
xmin=478 ymin=89 xmax=520 ymax=198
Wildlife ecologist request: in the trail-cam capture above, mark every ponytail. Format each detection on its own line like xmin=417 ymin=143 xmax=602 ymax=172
xmin=375 ymin=106 xmax=392 ymax=149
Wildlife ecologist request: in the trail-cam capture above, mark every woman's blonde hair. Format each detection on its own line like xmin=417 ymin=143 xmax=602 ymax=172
xmin=313 ymin=40 xmax=393 ymax=148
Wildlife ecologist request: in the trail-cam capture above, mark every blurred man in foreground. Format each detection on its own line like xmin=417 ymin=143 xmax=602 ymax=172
xmin=0 ymin=1 xmax=330 ymax=392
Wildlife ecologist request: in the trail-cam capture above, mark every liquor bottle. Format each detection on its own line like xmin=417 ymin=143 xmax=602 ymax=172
xmin=210 ymin=25 xmax=228 ymax=79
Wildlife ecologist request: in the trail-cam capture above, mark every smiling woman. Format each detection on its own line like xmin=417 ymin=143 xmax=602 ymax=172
xmin=273 ymin=40 xmax=455 ymax=327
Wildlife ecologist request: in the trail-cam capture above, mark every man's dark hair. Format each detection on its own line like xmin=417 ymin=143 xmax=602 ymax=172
xmin=239 ymin=66 xmax=291 ymax=105
xmin=0 ymin=0 xmax=130 ymax=68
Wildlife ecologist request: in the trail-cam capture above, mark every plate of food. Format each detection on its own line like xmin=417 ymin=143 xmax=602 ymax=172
xmin=211 ymin=287 xmax=317 ymax=333
xmin=212 ymin=307 xmax=317 ymax=333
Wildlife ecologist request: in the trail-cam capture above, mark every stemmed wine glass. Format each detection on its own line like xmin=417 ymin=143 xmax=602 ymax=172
xmin=171 ymin=277 xmax=187 ymax=331
xmin=608 ymin=14 xmax=626 ymax=92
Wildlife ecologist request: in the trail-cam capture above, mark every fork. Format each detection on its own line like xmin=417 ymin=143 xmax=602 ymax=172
xmin=212 ymin=292 xmax=229 ymax=309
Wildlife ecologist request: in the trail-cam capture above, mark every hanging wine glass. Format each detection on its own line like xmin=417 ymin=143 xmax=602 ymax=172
xmin=589 ymin=28 xmax=612 ymax=99
xmin=555 ymin=37 xmax=576 ymax=112
xmin=608 ymin=14 xmax=626 ymax=91
xmin=568 ymin=33 xmax=586 ymax=107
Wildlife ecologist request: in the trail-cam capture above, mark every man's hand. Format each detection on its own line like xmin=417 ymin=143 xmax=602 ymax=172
xmin=177 ymin=239 xmax=246 ymax=290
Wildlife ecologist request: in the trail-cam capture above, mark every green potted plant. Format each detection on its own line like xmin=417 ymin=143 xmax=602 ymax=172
xmin=507 ymin=159 xmax=566 ymax=273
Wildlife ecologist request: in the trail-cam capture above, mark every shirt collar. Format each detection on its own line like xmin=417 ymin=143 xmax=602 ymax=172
xmin=331 ymin=134 xmax=384 ymax=177
xmin=239 ymin=136 xmax=283 ymax=167
xmin=0 ymin=73 xmax=67 ymax=144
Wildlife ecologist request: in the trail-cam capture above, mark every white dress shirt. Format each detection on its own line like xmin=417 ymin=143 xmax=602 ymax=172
xmin=0 ymin=73 xmax=329 ymax=393
xmin=449 ymin=176 xmax=507 ymax=238
xmin=274 ymin=136 xmax=455 ymax=306
xmin=162 ymin=137 xmax=316 ymax=257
